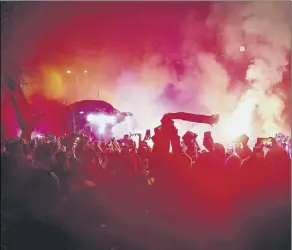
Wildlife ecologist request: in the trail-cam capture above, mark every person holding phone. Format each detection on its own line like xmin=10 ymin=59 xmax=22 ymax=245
xmin=203 ymin=131 xmax=214 ymax=152
xmin=182 ymin=131 xmax=199 ymax=163
xmin=235 ymin=134 xmax=252 ymax=159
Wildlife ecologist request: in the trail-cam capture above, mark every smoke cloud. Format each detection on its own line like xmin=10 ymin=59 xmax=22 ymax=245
xmin=110 ymin=2 xmax=290 ymax=144
xmin=210 ymin=2 xmax=290 ymax=140
xmin=4 ymin=2 xmax=290 ymax=143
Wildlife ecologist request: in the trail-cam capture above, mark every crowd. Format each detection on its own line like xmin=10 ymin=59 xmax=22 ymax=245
xmin=1 ymin=114 xmax=291 ymax=250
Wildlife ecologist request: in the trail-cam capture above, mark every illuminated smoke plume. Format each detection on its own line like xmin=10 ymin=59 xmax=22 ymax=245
xmin=112 ymin=55 xmax=175 ymax=136
xmin=208 ymin=2 xmax=291 ymax=142
xmin=111 ymin=2 xmax=290 ymax=143
xmin=8 ymin=2 xmax=290 ymax=143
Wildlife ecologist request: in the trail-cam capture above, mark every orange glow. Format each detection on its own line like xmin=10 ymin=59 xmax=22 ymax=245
xmin=42 ymin=68 xmax=66 ymax=99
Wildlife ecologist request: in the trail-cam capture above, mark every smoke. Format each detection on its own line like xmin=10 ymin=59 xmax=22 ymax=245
xmin=112 ymin=2 xmax=290 ymax=144
xmin=210 ymin=2 xmax=291 ymax=141
xmin=3 ymin=2 xmax=290 ymax=248
xmin=113 ymin=54 xmax=175 ymax=135
xmin=12 ymin=2 xmax=290 ymax=143
xmin=106 ymin=12 xmax=241 ymax=142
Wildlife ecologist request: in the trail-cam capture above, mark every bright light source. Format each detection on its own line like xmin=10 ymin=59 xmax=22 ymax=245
xmin=66 ymin=69 xmax=72 ymax=74
xmin=239 ymin=46 xmax=245 ymax=52
xmin=87 ymin=114 xmax=96 ymax=122
xmin=87 ymin=114 xmax=116 ymax=124
xmin=79 ymin=111 xmax=84 ymax=114
xmin=84 ymin=70 xmax=88 ymax=74
xmin=30 ymin=131 xmax=44 ymax=139
xmin=106 ymin=116 xmax=116 ymax=124
xmin=99 ymin=125 xmax=105 ymax=134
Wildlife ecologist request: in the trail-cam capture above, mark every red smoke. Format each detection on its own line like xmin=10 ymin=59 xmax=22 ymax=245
xmin=1 ymin=2 xmax=290 ymax=143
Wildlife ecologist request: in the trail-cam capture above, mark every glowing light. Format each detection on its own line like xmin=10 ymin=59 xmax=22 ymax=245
xmin=87 ymin=114 xmax=116 ymax=135
xmin=42 ymin=68 xmax=65 ymax=99
xmin=87 ymin=114 xmax=95 ymax=122
xmin=99 ymin=125 xmax=105 ymax=134
xmin=30 ymin=131 xmax=43 ymax=139
xmin=106 ymin=116 xmax=116 ymax=124
xmin=66 ymin=69 xmax=71 ymax=74
xmin=79 ymin=111 xmax=84 ymax=114
xmin=87 ymin=114 xmax=116 ymax=124
xmin=222 ymin=96 xmax=257 ymax=142
xmin=239 ymin=46 xmax=245 ymax=52
xmin=84 ymin=70 xmax=88 ymax=74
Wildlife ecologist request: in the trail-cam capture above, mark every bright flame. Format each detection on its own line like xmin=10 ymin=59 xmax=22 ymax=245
xmin=222 ymin=95 xmax=257 ymax=142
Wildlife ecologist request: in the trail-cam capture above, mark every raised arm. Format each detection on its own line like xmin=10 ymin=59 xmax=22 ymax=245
xmin=162 ymin=112 xmax=219 ymax=125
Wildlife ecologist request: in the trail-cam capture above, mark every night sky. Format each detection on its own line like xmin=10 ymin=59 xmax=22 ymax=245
xmin=2 ymin=2 xmax=212 ymax=70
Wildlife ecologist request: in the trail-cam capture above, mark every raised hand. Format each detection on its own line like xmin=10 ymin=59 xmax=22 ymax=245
xmin=161 ymin=113 xmax=174 ymax=121
xmin=210 ymin=114 xmax=220 ymax=125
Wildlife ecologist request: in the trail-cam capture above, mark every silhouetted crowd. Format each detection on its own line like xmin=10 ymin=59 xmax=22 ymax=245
xmin=1 ymin=117 xmax=291 ymax=250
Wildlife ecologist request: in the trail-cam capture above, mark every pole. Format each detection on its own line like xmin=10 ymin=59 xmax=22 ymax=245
xmin=76 ymin=75 xmax=79 ymax=101
xmin=69 ymin=106 xmax=76 ymax=132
